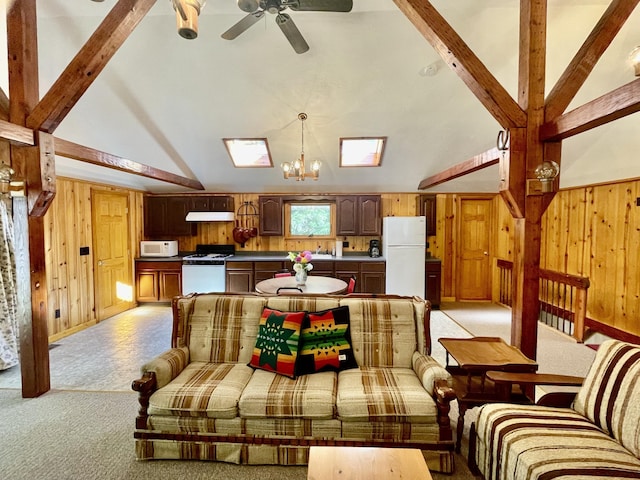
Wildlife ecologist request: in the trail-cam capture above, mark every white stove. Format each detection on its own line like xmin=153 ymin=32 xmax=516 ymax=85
xmin=182 ymin=245 xmax=235 ymax=294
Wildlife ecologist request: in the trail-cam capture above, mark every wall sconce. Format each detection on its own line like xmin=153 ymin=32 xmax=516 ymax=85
xmin=171 ymin=0 xmax=206 ymax=39
xmin=534 ymin=160 xmax=560 ymax=193
xmin=629 ymin=46 xmax=640 ymax=76
xmin=0 ymin=164 xmax=25 ymax=196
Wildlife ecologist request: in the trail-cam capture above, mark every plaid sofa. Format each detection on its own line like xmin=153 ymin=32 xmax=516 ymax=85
xmin=471 ymin=339 xmax=640 ymax=480
xmin=132 ymin=292 xmax=455 ymax=472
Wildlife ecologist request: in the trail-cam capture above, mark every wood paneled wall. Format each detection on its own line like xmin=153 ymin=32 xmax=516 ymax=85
xmin=173 ymin=193 xmax=424 ymax=254
xmin=540 ymin=181 xmax=640 ymax=337
xmin=44 ymin=177 xmax=144 ymax=340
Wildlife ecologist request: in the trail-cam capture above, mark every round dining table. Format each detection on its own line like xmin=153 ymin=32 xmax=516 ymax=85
xmin=255 ymin=275 xmax=348 ymax=295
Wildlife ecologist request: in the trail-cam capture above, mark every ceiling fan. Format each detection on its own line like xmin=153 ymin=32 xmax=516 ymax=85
xmin=221 ymin=0 xmax=353 ymax=54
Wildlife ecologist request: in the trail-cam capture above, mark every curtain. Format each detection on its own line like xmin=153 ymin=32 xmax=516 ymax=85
xmin=0 ymin=200 xmax=18 ymax=370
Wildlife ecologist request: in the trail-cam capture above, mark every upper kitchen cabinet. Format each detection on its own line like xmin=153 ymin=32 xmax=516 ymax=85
xmin=189 ymin=195 xmax=234 ymax=212
xmin=336 ymin=195 xmax=381 ymax=236
xmin=417 ymin=194 xmax=437 ymax=236
xmin=144 ymin=196 xmax=195 ymax=238
xmin=259 ymin=196 xmax=283 ymax=236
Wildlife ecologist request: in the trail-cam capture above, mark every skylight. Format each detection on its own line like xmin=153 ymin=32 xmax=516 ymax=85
xmin=340 ymin=137 xmax=386 ymax=167
xmin=223 ymin=139 xmax=273 ymax=168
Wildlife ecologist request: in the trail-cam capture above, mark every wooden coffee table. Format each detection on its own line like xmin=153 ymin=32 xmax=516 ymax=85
xmin=307 ymin=446 xmax=432 ymax=480
xmin=438 ymin=336 xmax=538 ymax=453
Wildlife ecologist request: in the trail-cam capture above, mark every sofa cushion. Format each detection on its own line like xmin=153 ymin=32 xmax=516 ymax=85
xmin=249 ymin=308 xmax=306 ymax=379
xmin=296 ymin=306 xmax=358 ymax=376
xmin=573 ymin=339 xmax=640 ymax=457
xmin=239 ymin=368 xmax=337 ymax=419
xmin=474 ymin=403 xmax=640 ymax=480
xmin=336 ymin=367 xmax=437 ymax=422
xmin=148 ymin=362 xmax=254 ymax=419
xmin=340 ymin=298 xmax=417 ymax=368
xmin=177 ymin=295 xmax=266 ymax=364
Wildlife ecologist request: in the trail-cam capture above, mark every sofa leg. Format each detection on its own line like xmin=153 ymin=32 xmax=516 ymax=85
xmin=468 ymin=422 xmax=480 ymax=475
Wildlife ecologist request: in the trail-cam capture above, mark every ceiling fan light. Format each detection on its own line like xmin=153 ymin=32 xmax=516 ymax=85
xmin=629 ymin=46 xmax=640 ymax=76
xmin=238 ymin=0 xmax=259 ymax=13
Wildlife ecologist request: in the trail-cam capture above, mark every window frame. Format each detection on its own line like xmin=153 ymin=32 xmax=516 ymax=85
xmin=284 ymin=201 xmax=336 ymax=241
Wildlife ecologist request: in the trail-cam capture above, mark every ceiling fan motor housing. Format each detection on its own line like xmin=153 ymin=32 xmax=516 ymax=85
xmin=238 ymin=0 xmax=260 ymax=13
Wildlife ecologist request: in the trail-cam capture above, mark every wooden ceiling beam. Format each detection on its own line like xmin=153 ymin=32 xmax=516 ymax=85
xmin=545 ymin=0 xmax=640 ymax=121
xmin=393 ymin=0 xmax=526 ymax=128
xmin=54 ymin=137 xmax=205 ymax=190
xmin=26 ymin=0 xmax=157 ymax=133
xmin=540 ymin=77 xmax=640 ymax=141
xmin=418 ymin=147 xmax=500 ymax=190
xmin=0 ymin=119 xmax=35 ymax=146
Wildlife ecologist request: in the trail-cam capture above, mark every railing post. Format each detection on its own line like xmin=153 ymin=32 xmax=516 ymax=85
xmin=573 ymin=287 xmax=588 ymax=343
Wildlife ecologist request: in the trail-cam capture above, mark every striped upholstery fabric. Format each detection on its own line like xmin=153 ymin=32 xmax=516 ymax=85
xmin=239 ymin=369 xmax=337 ymax=419
xmin=141 ymin=346 xmax=189 ymax=389
xmin=412 ymin=351 xmax=452 ymax=392
xmin=148 ymin=362 xmax=254 ymax=418
xmin=573 ymin=340 xmax=640 ymax=458
xmin=336 ymin=366 xmax=438 ymax=422
xmin=175 ymin=295 xmax=266 ymax=363
xmin=341 ymin=297 xmax=418 ymax=368
xmin=474 ymin=403 xmax=640 ymax=480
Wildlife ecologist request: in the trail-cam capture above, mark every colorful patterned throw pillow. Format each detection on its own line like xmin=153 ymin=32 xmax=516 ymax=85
xmin=296 ymin=306 xmax=358 ymax=376
xmin=249 ymin=308 xmax=305 ymax=378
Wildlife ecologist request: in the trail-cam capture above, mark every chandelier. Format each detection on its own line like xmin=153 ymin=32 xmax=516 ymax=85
xmin=281 ymin=113 xmax=321 ymax=181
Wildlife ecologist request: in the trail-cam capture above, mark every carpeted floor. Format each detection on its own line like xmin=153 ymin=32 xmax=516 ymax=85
xmin=0 ymin=302 xmax=597 ymax=479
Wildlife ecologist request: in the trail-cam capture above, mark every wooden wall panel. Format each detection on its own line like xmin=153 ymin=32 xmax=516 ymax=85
xmin=45 ymin=177 xmax=143 ymax=341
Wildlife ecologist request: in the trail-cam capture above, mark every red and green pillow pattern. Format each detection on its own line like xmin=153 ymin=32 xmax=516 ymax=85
xmin=249 ymin=306 xmax=357 ymax=378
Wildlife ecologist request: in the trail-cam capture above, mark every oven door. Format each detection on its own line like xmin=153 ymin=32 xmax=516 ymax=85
xmin=182 ymin=264 xmax=226 ymax=295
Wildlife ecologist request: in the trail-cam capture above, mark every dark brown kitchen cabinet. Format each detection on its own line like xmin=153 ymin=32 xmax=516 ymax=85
xmin=334 ymin=261 xmax=359 ymax=288
xmin=258 ymin=196 xmax=283 ymax=236
xmin=254 ymin=261 xmax=286 ymax=284
xmin=136 ymin=260 xmax=182 ymax=302
xmin=189 ymin=195 xmax=234 ymax=212
xmin=311 ymin=261 xmax=335 ymax=278
xmin=360 ymin=262 xmax=385 ymax=294
xmin=225 ymin=261 xmax=254 ymax=293
xmin=425 ymin=260 xmax=442 ymax=308
xmin=417 ymin=194 xmax=437 ymax=236
xmin=144 ymin=196 xmax=194 ymax=237
xmin=336 ymin=195 xmax=381 ymax=236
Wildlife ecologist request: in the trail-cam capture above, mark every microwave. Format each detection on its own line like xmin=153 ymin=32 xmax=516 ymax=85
xmin=140 ymin=240 xmax=179 ymax=257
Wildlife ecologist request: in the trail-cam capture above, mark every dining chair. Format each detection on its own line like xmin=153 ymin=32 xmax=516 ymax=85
xmin=347 ymin=275 xmax=356 ymax=294
xmin=274 ymin=272 xmax=292 ymax=278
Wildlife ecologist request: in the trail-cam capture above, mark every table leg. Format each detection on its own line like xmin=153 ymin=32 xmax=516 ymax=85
xmin=456 ymin=401 xmax=468 ymax=454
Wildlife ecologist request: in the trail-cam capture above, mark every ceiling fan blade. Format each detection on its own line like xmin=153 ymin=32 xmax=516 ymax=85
xmin=276 ymin=13 xmax=309 ymax=54
xmin=288 ymin=0 xmax=353 ymax=12
xmin=221 ymin=11 xmax=265 ymax=40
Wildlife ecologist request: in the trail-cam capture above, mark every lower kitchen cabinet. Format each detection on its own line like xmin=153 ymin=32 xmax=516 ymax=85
xmin=425 ymin=260 xmax=442 ymax=308
xmin=226 ymin=261 xmax=254 ymax=293
xmin=254 ymin=261 xmax=287 ymax=284
xmin=136 ymin=261 xmax=182 ymax=302
xmin=360 ymin=262 xmax=385 ymax=294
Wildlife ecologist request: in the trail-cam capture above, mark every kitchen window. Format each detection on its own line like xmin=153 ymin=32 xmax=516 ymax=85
xmin=285 ymin=202 xmax=335 ymax=240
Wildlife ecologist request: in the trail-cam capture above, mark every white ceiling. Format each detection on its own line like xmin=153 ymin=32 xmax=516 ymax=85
xmin=3 ymin=0 xmax=639 ymax=193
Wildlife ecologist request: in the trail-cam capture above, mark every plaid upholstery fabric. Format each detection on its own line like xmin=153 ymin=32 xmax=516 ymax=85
xmin=239 ymin=369 xmax=337 ymax=419
xmin=474 ymin=403 xmax=640 ymax=480
xmin=340 ymin=298 xmax=418 ymax=368
xmin=175 ymin=295 xmax=266 ymax=363
xmin=266 ymin=296 xmax=340 ymax=313
xmin=412 ymin=351 xmax=452 ymax=392
xmin=148 ymin=362 xmax=253 ymax=418
xmin=573 ymin=340 xmax=640 ymax=457
xmin=141 ymin=346 xmax=189 ymax=389
xmin=336 ymin=367 xmax=438 ymax=422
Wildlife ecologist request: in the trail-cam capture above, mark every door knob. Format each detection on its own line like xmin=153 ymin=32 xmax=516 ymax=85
xmin=98 ymin=260 xmax=103 ymax=266
xmin=483 ymin=252 xmax=489 ymax=256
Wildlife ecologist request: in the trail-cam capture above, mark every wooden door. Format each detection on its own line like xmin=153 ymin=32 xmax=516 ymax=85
xmin=458 ymin=198 xmax=492 ymax=300
xmin=92 ymin=191 xmax=133 ymax=320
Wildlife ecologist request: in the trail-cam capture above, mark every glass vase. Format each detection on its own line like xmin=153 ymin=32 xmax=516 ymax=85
xmin=295 ymin=269 xmax=308 ymax=286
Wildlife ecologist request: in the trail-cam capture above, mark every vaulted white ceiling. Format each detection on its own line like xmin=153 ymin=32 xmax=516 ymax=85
xmin=3 ymin=0 xmax=639 ymax=193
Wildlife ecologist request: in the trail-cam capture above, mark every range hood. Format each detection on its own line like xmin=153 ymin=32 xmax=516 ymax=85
xmin=185 ymin=211 xmax=235 ymax=222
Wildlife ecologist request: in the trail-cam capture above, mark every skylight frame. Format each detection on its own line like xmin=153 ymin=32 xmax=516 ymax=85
xmin=223 ymin=138 xmax=274 ymax=168
xmin=339 ymin=137 xmax=387 ymax=168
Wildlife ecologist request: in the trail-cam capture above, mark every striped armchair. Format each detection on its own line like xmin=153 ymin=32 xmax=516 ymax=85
xmin=470 ymin=339 xmax=640 ymax=480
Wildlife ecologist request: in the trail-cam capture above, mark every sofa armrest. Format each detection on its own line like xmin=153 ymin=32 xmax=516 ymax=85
xmin=412 ymin=351 xmax=452 ymax=393
xmin=141 ymin=346 xmax=190 ymax=389
xmin=486 ymin=371 xmax=583 ymax=405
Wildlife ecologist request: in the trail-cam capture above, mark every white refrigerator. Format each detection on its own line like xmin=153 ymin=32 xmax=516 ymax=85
xmin=383 ymin=216 xmax=426 ymax=298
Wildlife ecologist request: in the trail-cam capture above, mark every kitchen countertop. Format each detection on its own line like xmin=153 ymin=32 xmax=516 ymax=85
xmin=136 ymin=253 xmax=442 ymax=263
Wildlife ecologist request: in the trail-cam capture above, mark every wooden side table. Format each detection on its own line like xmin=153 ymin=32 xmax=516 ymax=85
xmin=438 ymin=336 xmax=538 ymax=453
xmin=308 ymin=446 xmax=433 ymax=480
